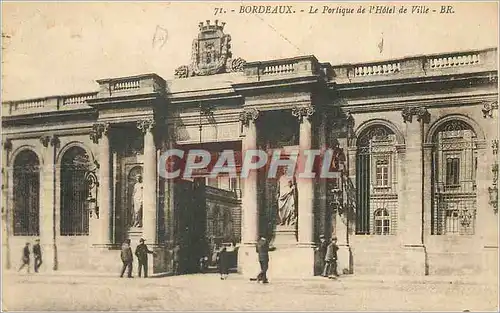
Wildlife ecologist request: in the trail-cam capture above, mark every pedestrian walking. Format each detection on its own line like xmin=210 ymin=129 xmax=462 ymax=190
xmin=135 ymin=238 xmax=155 ymax=278
xmin=17 ymin=242 xmax=30 ymax=274
xmin=120 ymin=239 xmax=133 ymax=278
xmin=250 ymin=237 xmax=269 ymax=284
xmin=324 ymin=237 xmax=339 ymax=279
xmin=218 ymin=246 xmax=229 ymax=280
xmin=172 ymin=244 xmax=181 ymax=275
xmin=33 ymin=239 xmax=43 ymax=273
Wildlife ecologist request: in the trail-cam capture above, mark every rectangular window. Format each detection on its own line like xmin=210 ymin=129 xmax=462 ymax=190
xmin=374 ymin=219 xmax=390 ymax=235
xmin=375 ymin=159 xmax=389 ymax=187
xmin=445 ymin=157 xmax=460 ymax=186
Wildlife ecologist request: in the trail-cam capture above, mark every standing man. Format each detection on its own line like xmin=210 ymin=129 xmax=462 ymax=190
xmin=324 ymin=236 xmax=339 ymax=279
xmin=172 ymin=244 xmax=181 ymax=275
xmin=17 ymin=242 xmax=30 ymax=274
xmin=33 ymin=239 xmax=43 ymax=273
xmin=135 ymin=238 xmax=155 ymax=278
xmin=316 ymin=235 xmax=328 ymax=277
xmin=255 ymin=237 xmax=269 ymax=284
xmin=120 ymin=239 xmax=133 ymax=278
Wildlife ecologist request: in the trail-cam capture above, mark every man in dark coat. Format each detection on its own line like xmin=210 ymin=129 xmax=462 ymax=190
xmin=172 ymin=244 xmax=181 ymax=275
xmin=33 ymin=239 xmax=43 ymax=273
xmin=255 ymin=237 xmax=269 ymax=283
xmin=316 ymin=235 xmax=329 ymax=277
xmin=120 ymin=239 xmax=133 ymax=278
xmin=218 ymin=247 xmax=229 ymax=280
xmin=135 ymin=238 xmax=154 ymax=278
xmin=324 ymin=237 xmax=339 ymax=279
xmin=18 ymin=242 xmax=30 ymax=273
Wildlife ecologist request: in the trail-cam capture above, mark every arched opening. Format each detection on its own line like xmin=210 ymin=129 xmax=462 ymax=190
xmin=60 ymin=146 xmax=90 ymax=236
xmin=13 ymin=150 xmax=40 ymax=236
xmin=355 ymin=125 xmax=398 ymax=235
xmin=374 ymin=208 xmax=390 ymax=235
xmin=431 ymin=120 xmax=477 ymax=235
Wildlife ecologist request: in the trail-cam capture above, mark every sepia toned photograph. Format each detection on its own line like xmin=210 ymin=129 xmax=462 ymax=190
xmin=1 ymin=1 xmax=498 ymax=311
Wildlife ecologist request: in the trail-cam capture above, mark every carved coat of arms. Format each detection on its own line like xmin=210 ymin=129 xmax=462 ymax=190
xmin=175 ymin=20 xmax=246 ymax=78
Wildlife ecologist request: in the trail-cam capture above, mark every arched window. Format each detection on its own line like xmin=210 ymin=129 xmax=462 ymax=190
xmin=356 ymin=125 xmax=398 ymax=235
xmin=60 ymin=146 xmax=90 ymax=236
xmin=431 ymin=120 xmax=477 ymax=235
xmin=374 ymin=208 xmax=390 ymax=235
xmin=13 ymin=150 xmax=40 ymax=236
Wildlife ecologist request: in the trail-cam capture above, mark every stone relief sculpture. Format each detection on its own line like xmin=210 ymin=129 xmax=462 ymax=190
xmin=131 ymin=175 xmax=144 ymax=228
xmin=174 ymin=20 xmax=246 ymax=78
xmin=277 ymin=175 xmax=298 ymax=226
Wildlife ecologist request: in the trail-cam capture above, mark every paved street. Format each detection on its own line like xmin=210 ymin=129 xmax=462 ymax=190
xmin=2 ymin=271 xmax=498 ymax=311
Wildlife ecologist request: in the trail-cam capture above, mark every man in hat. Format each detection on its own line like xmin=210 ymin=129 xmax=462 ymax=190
xmin=33 ymin=238 xmax=43 ymax=273
xmin=324 ymin=237 xmax=339 ymax=279
xmin=316 ymin=235 xmax=328 ymax=277
xmin=255 ymin=237 xmax=270 ymax=283
xmin=135 ymin=238 xmax=155 ymax=278
xmin=18 ymin=242 xmax=30 ymax=274
xmin=120 ymin=239 xmax=133 ymax=278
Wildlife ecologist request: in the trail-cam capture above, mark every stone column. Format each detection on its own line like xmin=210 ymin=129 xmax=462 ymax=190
xmin=293 ymin=105 xmax=315 ymax=246
xmin=138 ymin=118 xmax=158 ymax=244
xmin=239 ymin=108 xmax=260 ymax=245
xmin=91 ymin=123 xmax=112 ymax=245
xmin=2 ymin=139 xmax=12 ymax=270
xmin=400 ymin=106 xmax=429 ymax=275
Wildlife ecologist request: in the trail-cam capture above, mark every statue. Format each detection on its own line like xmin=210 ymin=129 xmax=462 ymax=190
xmin=131 ymin=175 xmax=144 ymax=227
xmin=277 ymin=175 xmax=298 ymax=226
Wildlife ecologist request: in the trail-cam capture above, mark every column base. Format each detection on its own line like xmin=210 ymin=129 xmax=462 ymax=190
xmin=268 ymin=245 xmax=315 ymax=278
xmin=272 ymin=226 xmax=297 ymax=247
xmin=237 ymin=244 xmax=260 ymax=278
xmin=337 ymin=244 xmax=353 ymax=275
xmin=402 ymin=244 xmax=428 ymax=276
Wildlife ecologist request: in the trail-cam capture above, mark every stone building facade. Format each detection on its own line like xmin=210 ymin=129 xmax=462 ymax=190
xmin=2 ymin=21 xmax=498 ymax=278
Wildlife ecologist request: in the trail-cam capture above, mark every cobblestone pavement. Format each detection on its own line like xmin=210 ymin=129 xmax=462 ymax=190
xmin=2 ymin=271 xmax=498 ymax=311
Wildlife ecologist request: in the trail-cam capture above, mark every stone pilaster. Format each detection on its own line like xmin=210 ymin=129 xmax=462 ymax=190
xmin=239 ymin=108 xmax=260 ymax=245
xmin=39 ymin=135 xmax=59 ymax=271
xmin=292 ymin=105 xmax=315 ymax=246
xmin=138 ymin=118 xmax=158 ymax=244
xmin=91 ymin=122 xmax=112 ymax=245
xmin=2 ymin=139 xmax=12 ymax=270
xmin=400 ymin=106 xmax=429 ymax=275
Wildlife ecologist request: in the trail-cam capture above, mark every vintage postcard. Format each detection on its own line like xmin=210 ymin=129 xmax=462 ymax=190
xmin=1 ymin=1 xmax=498 ymax=311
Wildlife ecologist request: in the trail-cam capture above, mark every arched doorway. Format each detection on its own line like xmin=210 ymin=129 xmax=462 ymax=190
xmin=355 ymin=125 xmax=398 ymax=235
xmin=13 ymin=149 xmax=40 ymax=236
xmin=431 ymin=120 xmax=477 ymax=235
xmin=60 ymin=146 xmax=90 ymax=236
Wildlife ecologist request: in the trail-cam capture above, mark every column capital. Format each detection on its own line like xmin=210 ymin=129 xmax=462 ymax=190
xmin=239 ymin=108 xmax=260 ymax=127
xmin=40 ymin=135 xmax=50 ymax=148
xmin=292 ymin=105 xmax=315 ymax=122
xmin=50 ymin=135 xmax=60 ymax=147
xmin=482 ymin=101 xmax=498 ymax=118
xmin=402 ymin=106 xmax=430 ymax=123
xmin=3 ymin=138 xmax=12 ymax=152
xmin=137 ymin=118 xmax=155 ymax=134
xmin=90 ymin=122 xmax=111 ymax=144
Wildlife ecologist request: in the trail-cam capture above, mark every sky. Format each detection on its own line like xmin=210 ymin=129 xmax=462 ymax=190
xmin=1 ymin=1 xmax=498 ymax=101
